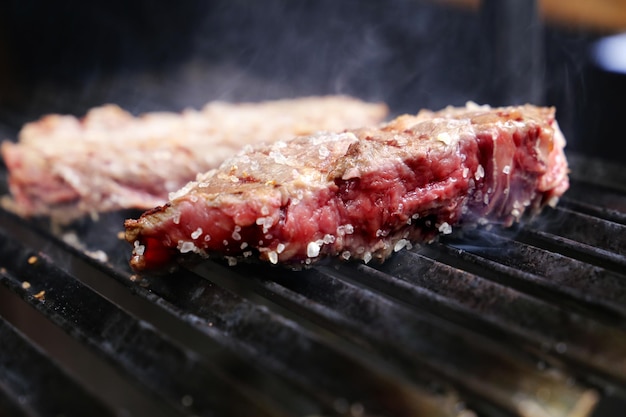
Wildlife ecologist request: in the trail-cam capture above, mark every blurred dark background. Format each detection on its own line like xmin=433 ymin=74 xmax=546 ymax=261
xmin=0 ymin=0 xmax=623 ymax=164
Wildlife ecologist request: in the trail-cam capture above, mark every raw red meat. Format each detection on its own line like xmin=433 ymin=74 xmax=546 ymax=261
xmin=125 ymin=103 xmax=569 ymax=271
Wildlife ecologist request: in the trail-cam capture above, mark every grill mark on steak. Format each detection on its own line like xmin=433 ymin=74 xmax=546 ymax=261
xmin=125 ymin=103 xmax=569 ymax=271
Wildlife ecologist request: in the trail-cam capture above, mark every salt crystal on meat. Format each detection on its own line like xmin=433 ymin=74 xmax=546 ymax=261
xmin=125 ymin=103 xmax=569 ymax=271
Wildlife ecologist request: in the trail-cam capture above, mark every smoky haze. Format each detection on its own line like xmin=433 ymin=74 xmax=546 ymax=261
xmin=0 ymin=1 xmax=485 ymax=115
xmin=0 ymin=0 xmax=601 ymax=158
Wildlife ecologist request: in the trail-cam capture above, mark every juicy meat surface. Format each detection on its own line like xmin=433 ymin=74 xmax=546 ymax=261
xmin=125 ymin=103 xmax=569 ymax=272
xmin=1 ymin=96 xmax=388 ymax=223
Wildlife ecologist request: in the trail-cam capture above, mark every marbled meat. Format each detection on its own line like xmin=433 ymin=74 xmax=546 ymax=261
xmin=125 ymin=103 xmax=569 ymax=271
xmin=1 ymin=96 xmax=388 ymax=223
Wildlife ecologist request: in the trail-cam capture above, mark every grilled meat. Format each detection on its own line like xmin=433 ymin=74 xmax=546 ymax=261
xmin=125 ymin=103 xmax=569 ymax=271
xmin=1 ymin=96 xmax=388 ymax=223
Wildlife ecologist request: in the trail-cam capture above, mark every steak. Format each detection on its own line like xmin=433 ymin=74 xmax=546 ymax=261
xmin=125 ymin=103 xmax=569 ymax=272
xmin=1 ymin=96 xmax=387 ymax=223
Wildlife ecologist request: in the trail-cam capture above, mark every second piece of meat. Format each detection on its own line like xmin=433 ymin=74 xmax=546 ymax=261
xmin=2 ymin=96 xmax=388 ymax=223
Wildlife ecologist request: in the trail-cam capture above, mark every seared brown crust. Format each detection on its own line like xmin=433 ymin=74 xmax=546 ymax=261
xmin=125 ymin=102 xmax=569 ymax=271
xmin=1 ymin=96 xmax=388 ymax=223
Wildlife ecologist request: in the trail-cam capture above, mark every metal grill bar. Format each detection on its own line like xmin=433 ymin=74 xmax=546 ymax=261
xmin=368 ymin=246 xmax=626 ymax=390
xmin=566 ymin=155 xmax=626 ymax=195
xmin=559 ymin=197 xmax=626 ymax=226
xmin=439 ymin=231 xmax=626 ymax=321
xmin=0 ymin=318 xmax=116 ymax=417
xmin=222 ymin=262 xmax=599 ymax=417
xmin=520 ymin=207 xmax=626 ymax=270
xmin=0 ymin=153 xmax=625 ymax=417
xmin=132 ymin=264 xmax=459 ymax=417
xmin=0 ymin=210 xmax=461 ymax=417
xmin=0 ymin=228 xmax=311 ymax=417
xmin=0 ymin=381 xmax=30 ymax=417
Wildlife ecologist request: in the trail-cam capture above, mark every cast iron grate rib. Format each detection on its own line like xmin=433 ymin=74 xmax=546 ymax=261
xmin=0 ymin=153 xmax=624 ymax=417
xmin=0 ymin=319 xmax=116 ymax=417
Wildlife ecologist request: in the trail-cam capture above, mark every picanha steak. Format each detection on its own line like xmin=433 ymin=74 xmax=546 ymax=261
xmin=125 ymin=103 xmax=569 ymax=271
xmin=1 ymin=96 xmax=387 ymax=223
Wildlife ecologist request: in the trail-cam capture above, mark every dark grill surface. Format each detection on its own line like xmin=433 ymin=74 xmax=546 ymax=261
xmin=0 ymin=152 xmax=625 ymax=417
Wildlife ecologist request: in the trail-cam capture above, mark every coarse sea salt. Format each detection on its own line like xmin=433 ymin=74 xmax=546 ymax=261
xmin=394 ymin=239 xmax=409 ymax=252
xmin=307 ymin=241 xmax=321 ymax=258
xmin=337 ymin=224 xmax=354 ymax=235
xmin=191 ymin=227 xmax=203 ymax=240
xmin=547 ymin=196 xmax=559 ymax=207
xmin=268 ymin=251 xmax=278 ymax=265
xmin=436 ymin=132 xmax=452 ymax=145
xmin=178 ymin=241 xmax=197 ymax=254
xmin=133 ymin=241 xmax=145 ymax=256
xmin=363 ymin=252 xmax=372 ymax=264
xmin=475 ymin=165 xmax=485 ymax=181
xmin=438 ymin=222 xmax=453 ymax=235
xmin=269 ymin=150 xmax=288 ymax=164
xmin=168 ymin=182 xmax=196 ymax=200
xmin=256 ymin=216 xmax=274 ymax=233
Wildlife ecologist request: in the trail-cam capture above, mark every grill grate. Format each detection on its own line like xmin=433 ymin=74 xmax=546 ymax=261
xmin=0 ymin=152 xmax=625 ymax=417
